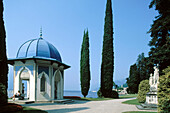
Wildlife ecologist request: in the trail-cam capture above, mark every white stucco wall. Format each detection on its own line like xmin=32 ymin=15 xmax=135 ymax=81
xmin=36 ymin=72 xmax=51 ymax=101
xmin=13 ymin=60 xmax=65 ymax=102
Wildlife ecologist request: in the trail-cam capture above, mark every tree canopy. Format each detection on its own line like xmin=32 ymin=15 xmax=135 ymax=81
xmin=148 ymin=0 xmax=170 ymax=72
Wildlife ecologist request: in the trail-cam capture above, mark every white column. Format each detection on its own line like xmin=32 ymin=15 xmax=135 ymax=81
xmin=29 ymin=63 xmax=36 ymax=101
xmin=62 ymin=71 xmax=64 ymax=99
xmin=14 ymin=70 xmax=20 ymax=94
xmin=49 ymin=65 xmax=52 ymax=99
xmin=13 ymin=66 xmax=16 ymax=95
xmin=27 ymin=81 xmax=30 ymax=98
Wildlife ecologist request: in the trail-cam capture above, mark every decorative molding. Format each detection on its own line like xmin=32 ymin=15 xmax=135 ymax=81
xmin=15 ymin=66 xmax=23 ymax=76
xmin=26 ymin=65 xmax=33 ymax=75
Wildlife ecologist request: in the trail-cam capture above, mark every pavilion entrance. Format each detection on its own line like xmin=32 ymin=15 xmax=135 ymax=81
xmin=19 ymin=68 xmax=30 ymax=99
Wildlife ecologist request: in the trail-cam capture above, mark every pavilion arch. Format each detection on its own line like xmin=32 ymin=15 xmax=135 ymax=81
xmin=38 ymin=72 xmax=50 ymax=94
xmin=14 ymin=66 xmax=33 ymax=99
xmin=52 ymin=69 xmax=63 ymax=100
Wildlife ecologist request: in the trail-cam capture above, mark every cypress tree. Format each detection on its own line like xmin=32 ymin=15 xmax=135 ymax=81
xmin=0 ymin=0 xmax=8 ymax=105
xmin=80 ymin=30 xmax=90 ymax=97
xmin=101 ymin=0 xmax=114 ymax=97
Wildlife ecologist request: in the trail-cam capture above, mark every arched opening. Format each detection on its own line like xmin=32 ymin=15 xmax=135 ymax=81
xmin=19 ymin=68 xmax=30 ymax=99
xmin=54 ymin=70 xmax=63 ymax=100
xmin=40 ymin=74 xmax=46 ymax=92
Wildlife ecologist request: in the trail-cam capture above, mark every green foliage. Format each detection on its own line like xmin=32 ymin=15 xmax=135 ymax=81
xmin=119 ymin=94 xmax=138 ymax=99
xmin=110 ymin=90 xmax=119 ymax=98
xmin=80 ymin=97 xmax=114 ymax=101
xmin=137 ymin=80 xmax=149 ymax=103
xmin=0 ymin=83 xmax=7 ymax=104
xmin=101 ymin=0 xmax=114 ymax=98
xmin=126 ymin=64 xmax=139 ymax=94
xmin=148 ymin=0 xmax=170 ymax=73
xmin=157 ymin=66 xmax=170 ymax=113
xmin=127 ymin=53 xmax=153 ymax=94
xmin=0 ymin=0 xmax=8 ymax=105
xmin=80 ymin=30 xmax=91 ymax=97
xmin=97 ymin=89 xmax=118 ymax=99
xmin=97 ymin=89 xmax=103 ymax=98
xmin=136 ymin=53 xmax=152 ymax=80
xmin=123 ymin=111 xmax=157 ymax=113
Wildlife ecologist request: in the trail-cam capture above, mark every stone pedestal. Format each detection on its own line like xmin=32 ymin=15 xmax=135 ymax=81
xmin=146 ymin=91 xmax=158 ymax=105
xmin=137 ymin=65 xmax=159 ymax=110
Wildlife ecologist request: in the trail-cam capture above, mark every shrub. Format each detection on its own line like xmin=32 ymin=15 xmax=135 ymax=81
xmin=97 ymin=89 xmax=103 ymax=98
xmin=0 ymin=103 xmax=23 ymax=113
xmin=110 ymin=90 xmax=119 ymax=98
xmin=0 ymin=83 xmax=7 ymax=104
xmin=157 ymin=66 xmax=170 ymax=113
xmin=97 ymin=89 xmax=118 ymax=98
xmin=137 ymin=80 xmax=149 ymax=103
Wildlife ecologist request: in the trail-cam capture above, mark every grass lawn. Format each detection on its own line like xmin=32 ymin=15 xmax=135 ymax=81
xmin=119 ymin=94 xmax=138 ymax=99
xmin=65 ymin=94 xmax=138 ymax=101
xmin=81 ymin=97 xmax=114 ymax=101
xmin=122 ymin=99 xmax=141 ymax=105
xmin=12 ymin=107 xmax=47 ymax=113
xmin=122 ymin=111 xmax=157 ymax=113
xmin=66 ymin=97 xmax=114 ymax=101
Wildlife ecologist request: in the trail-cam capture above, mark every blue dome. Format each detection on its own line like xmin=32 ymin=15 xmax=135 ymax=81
xmin=16 ymin=38 xmax=62 ymax=62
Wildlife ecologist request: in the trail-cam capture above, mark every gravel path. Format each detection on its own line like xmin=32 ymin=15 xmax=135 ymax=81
xmin=23 ymin=98 xmax=157 ymax=113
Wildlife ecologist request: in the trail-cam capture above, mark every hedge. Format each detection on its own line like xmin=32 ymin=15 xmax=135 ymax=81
xmin=157 ymin=66 xmax=170 ymax=113
xmin=137 ymin=80 xmax=149 ymax=103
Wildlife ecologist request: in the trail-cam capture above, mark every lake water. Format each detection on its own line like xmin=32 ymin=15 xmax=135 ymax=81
xmin=8 ymin=90 xmax=98 ymax=98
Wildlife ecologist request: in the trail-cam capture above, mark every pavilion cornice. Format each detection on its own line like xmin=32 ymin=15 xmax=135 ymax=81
xmin=7 ymin=57 xmax=70 ymax=69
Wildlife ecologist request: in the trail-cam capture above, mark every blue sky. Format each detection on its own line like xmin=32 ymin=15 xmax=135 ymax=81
xmin=4 ymin=0 xmax=158 ymax=91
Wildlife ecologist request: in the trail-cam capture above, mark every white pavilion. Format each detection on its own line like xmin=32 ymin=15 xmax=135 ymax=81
xmin=8 ymin=31 xmax=70 ymax=101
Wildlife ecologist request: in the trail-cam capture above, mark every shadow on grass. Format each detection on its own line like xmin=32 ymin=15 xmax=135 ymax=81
xmin=22 ymin=107 xmax=47 ymax=113
xmin=46 ymin=107 xmax=89 ymax=113
xmin=21 ymin=100 xmax=89 ymax=107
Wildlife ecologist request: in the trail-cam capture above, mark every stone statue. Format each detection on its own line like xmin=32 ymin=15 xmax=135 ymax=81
xmin=149 ymin=73 xmax=153 ymax=86
xmin=149 ymin=64 xmax=159 ymax=91
xmin=145 ymin=64 xmax=159 ymax=105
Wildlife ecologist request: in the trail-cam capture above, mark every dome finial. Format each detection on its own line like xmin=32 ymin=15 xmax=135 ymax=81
xmin=40 ymin=27 xmax=42 ymax=38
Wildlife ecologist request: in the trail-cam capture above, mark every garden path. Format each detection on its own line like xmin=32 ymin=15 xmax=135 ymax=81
xmin=23 ymin=98 xmax=157 ymax=113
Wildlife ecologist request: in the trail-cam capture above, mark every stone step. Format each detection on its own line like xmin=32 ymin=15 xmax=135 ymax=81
xmin=136 ymin=104 xmax=157 ymax=110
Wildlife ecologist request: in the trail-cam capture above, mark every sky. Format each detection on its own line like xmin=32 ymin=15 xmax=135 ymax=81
xmin=4 ymin=0 xmax=158 ymax=91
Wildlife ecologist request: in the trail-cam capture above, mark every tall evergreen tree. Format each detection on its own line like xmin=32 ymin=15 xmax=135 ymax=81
xmin=148 ymin=0 xmax=170 ymax=73
xmin=0 ymin=0 xmax=8 ymax=105
xmin=101 ymin=0 xmax=114 ymax=97
xmin=126 ymin=53 xmax=153 ymax=94
xmin=136 ymin=53 xmax=151 ymax=81
xmin=126 ymin=64 xmax=139 ymax=94
xmin=80 ymin=30 xmax=90 ymax=97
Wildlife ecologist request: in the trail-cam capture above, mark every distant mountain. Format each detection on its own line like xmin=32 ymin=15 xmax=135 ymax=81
xmin=114 ymin=79 xmax=126 ymax=86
